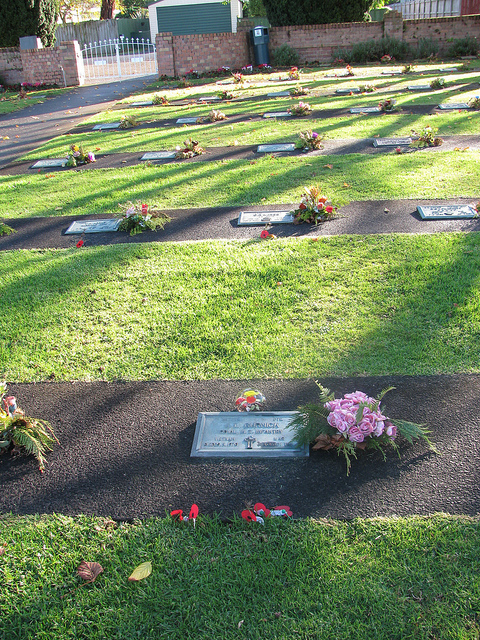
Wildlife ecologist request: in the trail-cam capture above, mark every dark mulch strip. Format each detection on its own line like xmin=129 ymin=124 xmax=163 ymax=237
xmin=2 ymin=199 xmax=480 ymax=252
xmin=1 ymin=375 xmax=479 ymax=520
xmin=2 ymin=135 xmax=479 ymax=177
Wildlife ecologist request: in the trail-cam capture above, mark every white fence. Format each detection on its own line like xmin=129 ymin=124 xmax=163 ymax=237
xmin=388 ymin=0 xmax=461 ymax=18
xmin=81 ymin=37 xmax=157 ymax=82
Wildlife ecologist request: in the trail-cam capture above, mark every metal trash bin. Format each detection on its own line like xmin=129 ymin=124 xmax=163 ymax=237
xmin=250 ymin=26 xmax=270 ymax=66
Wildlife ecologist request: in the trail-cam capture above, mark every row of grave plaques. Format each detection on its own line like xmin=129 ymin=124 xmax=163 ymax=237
xmin=62 ymin=204 xmax=477 ymax=236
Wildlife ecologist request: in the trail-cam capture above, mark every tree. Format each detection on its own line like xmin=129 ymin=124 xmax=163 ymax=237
xmin=261 ymin=0 xmax=374 ymax=26
xmin=116 ymin=0 xmax=148 ymax=18
xmin=243 ymin=0 xmax=267 ymax=17
xmin=100 ymin=0 xmax=115 ymax=19
xmin=0 ymin=0 xmax=58 ymax=48
xmin=58 ymin=0 xmax=99 ymax=24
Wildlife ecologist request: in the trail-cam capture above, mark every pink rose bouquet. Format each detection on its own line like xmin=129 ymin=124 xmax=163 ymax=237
xmin=290 ymin=383 xmax=436 ymax=474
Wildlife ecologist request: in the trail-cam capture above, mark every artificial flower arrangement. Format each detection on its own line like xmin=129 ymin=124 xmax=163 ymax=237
xmin=379 ymin=98 xmax=397 ymax=112
xmin=360 ymin=83 xmax=377 ymax=93
xmin=402 ymin=64 xmax=415 ymax=74
xmin=288 ymin=101 xmax=312 ymax=116
xmin=411 ymin=125 xmax=443 ymax=148
xmin=346 ymin=64 xmax=354 ymax=76
xmin=232 ymin=72 xmax=243 ymax=84
xmin=175 ymin=137 xmax=205 ymax=159
xmin=260 ymin=228 xmax=277 ymax=240
xmin=468 ymin=95 xmax=480 ymax=110
xmin=290 ymin=85 xmax=310 ymax=97
xmin=430 ymin=77 xmax=446 ymax=90
xmin=289 ymin=383 xmax=436 ymax=475
xmin=296 ymin=130 xmax=323 ymax=152
xmin=0 ymin=382 xmax=58 ymax=472
xmin=152 ymin=94 xmax=169 ymax=105
xmin=380 ymin=54 xmax=394 ymax=63
xmin=66 ymin=144 xmax=95 ymax=167
xmin=288 ymin=66 xmax=300 ymax=80
xmin=177 ymin=77 xmax=192 ymax=88
xmin=290 ymin=186 xmax=337 ymax=224
xmin=119 ymin=114 xmax=138 ymax=129
xmin=117 ymin=201 xmax=171 ymax=236
xmin=197 ymin=109 xmax=227 ymax=124
xmin=235 ymin=389 xmax=266 ymax=412
xmin=218 ymin=90 xmax=234 ymax=101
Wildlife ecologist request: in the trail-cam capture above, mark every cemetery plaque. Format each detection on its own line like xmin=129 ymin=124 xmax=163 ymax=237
xmin=263 ymin=112 xmax=292 ymax=118
xmin=191 ymin=411 xmax=308 ymax=458
xmin=267 ymin=91 xmax=290 ymax=97
xmin=350 ymin=106 xmax=381 ymax=113
xmin=92 ymin=122 xmax=121 ymax=130
xmin=382 ymin=70 xmax=402 ymax=75
xmin=216 ymin=80 xmax=234 ymax=85
xmin=141 ymin=151 xmax=176 ymax=160
xmin=176 ymin=117 xmax=199 ymax=124
xmin=373 ymin=137 xmax=412 ymax=147
xmin=407 ymin=85 xmax=431 ymax=90
xmin=417 ymin=204 xmax=477 ymax=220
xmin=31 ymin=158 xmax=68 ymax=168
xmin=336 ymin=87 xmax=361 ymax=94
xmin=65 ymin=219 xmax=121 ymax=234
xmin=131 ymin=101 xmax=153 ymax=106
xmin=437 ymin=103 xmax=470 ymax=110
xmin=238 ymin=210 xmax=294 ymax=225
xmin=197 ymin=96 xmax=221 ymax=102
xmin=257 ymin=143 xmax=296 ymax=153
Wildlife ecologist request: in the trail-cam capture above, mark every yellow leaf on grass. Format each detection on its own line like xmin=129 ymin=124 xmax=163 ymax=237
xmin=324 ymin=164 xmax=333 ymax=169
xmin=343 ymin=182 xmax=350 ymax=187
xmin=128 ymin=561 xmax=152 ymax=582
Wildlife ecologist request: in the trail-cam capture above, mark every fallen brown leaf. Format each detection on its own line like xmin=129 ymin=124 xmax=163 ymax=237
xmin=77 ymin=561 xmax=104 ymax=583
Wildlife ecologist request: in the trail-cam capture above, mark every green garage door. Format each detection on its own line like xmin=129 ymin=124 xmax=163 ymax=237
xmin=157 ymin=3 xmax=232 ymax=35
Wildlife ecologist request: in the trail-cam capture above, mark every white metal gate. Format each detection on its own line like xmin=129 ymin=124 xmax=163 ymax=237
xmin=82 ymin=37 xmax=157 ymax=82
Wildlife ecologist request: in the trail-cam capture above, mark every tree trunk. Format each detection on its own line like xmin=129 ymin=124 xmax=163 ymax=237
xmin=100 ymin=0 xmax=115 ymax=19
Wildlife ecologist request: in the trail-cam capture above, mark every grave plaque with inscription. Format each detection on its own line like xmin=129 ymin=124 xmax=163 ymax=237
xmin=257 ymin=143 xmax=296 ymax=153
xmin=263 ymin=112 xmax=292 ymax=118
xmin=267 ymin=91 xmax=290 ymax=97
xmin=141 ymin=151 xmax=176 ymax=160
xmin=238 ymin=211 xmax=294 ymax=225
xmin=198 ymin=96 xmax=221 ymax=102
xmin=176 ymin=117 xmax=199 ymax=124
xmin=350 ymin=106 xmax=381 ymax=113
xmin=92 ymin=122 xmax=121 ymax=130
xmin=191 ymin=411 xmax=308 ymax=458
xmin=31 ymin=158 xmax=68 ymax=169
xmin=65 ymin=219 xmax=121 ymax=234
xmin=373 ymin=137 xmax=412 ymax=147
xmin=438 ymin=103 xmax=470 ymax=110
xmin=336 ymin=88 xmax=360 ymax=94
xmin=407 ymin=85 xmax=431 ymax=90
xmin=417 ymin=204 xmax=477 ymax=220
xmin=382 ymin=71 xmax=402 ymax=75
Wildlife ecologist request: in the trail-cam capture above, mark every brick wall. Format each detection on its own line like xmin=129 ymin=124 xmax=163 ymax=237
xmin=156 ymin=12 xmax=480 ymax=75
xmin=0 ymin=41 xmax=84 ymax=87
xmin=0 ymin=48 xmax=23 ymax=85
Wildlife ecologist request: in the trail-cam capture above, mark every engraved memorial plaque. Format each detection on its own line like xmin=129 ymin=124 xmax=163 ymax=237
xmin=31 ymin=158 xmax=68 ymax=168
xmin=350 ymin=106 xmax=381 ymax=113
xmin=131 ymin=101 xmax=153 ymax=106
xmin=92 ymin=122 xmax=121 ymax=130
xmin=373 ymin=137 xmax=412 ymax=147
xmin=238 ymin=211 xmax=294 ymax=225
xmin=176 ymin=117 xmax=199 ymax=124
xmin=437 ymin=103 xmax=470 ymax=110
xmin=141 ymin=151 xmax=176 ymax=160
xmin=65 ymin=219 xmax=121 ymax=234
xmin=407 ymin=85 xmax=431 ymax=90
xmin=263 ymin=112 xmax=292 ymax=118
xmin=257 ymin=143 xmax=296 ymax=153
xmin=197 ymin=96 xmax=221 ymax=102
xmin=336 ymin=88 xmax=360 ymax=94
xmin=191 ymin=411 xmax=308 ymax=457
xmin=267 ymin=91 xmax=290 ymax=97
xmin=382 ymin=70 xmax=402 ymax=75
xmin=417 ymin=204 xmax=477 ymax=220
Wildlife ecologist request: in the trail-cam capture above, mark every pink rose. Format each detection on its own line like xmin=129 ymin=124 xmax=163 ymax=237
xmin=385 ymin=423 xmax=397 ymax=438
xmin=348 ymin=426 xmax=364 ymax=443
xmin=358 ymin=418 xmax=374 ymax=435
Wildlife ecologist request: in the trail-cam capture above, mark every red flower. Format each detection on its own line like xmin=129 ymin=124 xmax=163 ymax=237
xmin=189 ymin=504 xmax=199 ymax=520
xmin=325 ymin=205 xmax=334 ymax=213
xmin=299 ymin=203 xmax=307 ymax=210
xmin=260 ymin=229 xmax=270 ymax=239
xmin=170 ymin=509 xmax=183 ymax=520
xmin=241 ymin=509 xmax=257 ymax=522
xmin=76 ymin=240 xmax=84 ymax=248
xmin=254 ymin=503 xmax=271 ymax=518
xmin=141 ymin=204 xmax=148 ymax=215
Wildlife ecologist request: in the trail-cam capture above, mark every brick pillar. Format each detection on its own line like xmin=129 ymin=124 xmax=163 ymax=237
xmin=383 ymin=10 xmax=403 ymax=39
xmin=156 ymin=32 xmax=175 ymax=77
xmin=57 ymin=41 xmax=84 ymax=87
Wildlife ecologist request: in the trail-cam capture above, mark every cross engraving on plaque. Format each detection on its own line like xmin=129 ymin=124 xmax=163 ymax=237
xmin=245 ymin=436 xmax=256 ymax=449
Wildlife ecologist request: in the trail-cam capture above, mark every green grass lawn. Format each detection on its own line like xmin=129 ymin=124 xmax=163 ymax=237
xmin=2 ymin=233 xmax=480 ymax=382
xmin=1 ymin=151 xmax=478 ymax=218
xmin=0 ymin=87 xmax=69 ymax=115
xmin=1 ymin=513 xmax=479 ymax=640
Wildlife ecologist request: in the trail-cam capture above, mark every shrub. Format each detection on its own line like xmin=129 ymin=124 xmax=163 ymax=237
xmin=272 ymin=43 xmax=300 ymax=67
xmin=446 ymin=37 xmax=479 ymax=58
xmin=430 ymin=77 xmax=446 ymax=90
xmin=332 ymin=37 xmax=412 ymax=64
xmin=414 ymin=38 xmax=440 ymax=60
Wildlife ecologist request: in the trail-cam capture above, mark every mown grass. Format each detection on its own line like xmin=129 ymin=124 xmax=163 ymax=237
xmin=1 ymin=151 xmax=479 ymax=219
xmin=0 ymin=87 xmax=69 ymax=115
xmin=1 ymin=513 xmax=479 ymax=640
xmin=2 ymin=233 xmax=480 ymax=382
